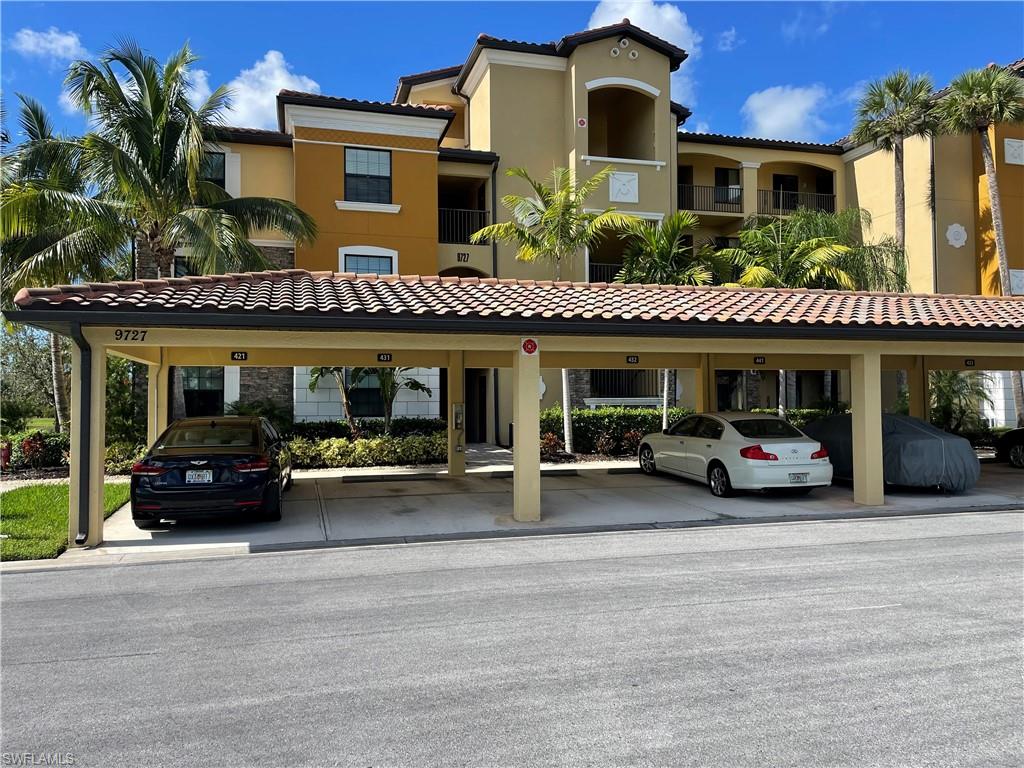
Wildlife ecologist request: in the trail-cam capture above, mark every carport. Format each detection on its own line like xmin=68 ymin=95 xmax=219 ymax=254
xmin=7 ymin=270 xmax=1023 ymax=548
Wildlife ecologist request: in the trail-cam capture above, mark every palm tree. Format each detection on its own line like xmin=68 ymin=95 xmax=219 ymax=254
xmin=937 ymin=65 xmax=1024 ymax=425
xmin=1 ymin=95 xmax=127 ymax=433
xmin=375 ymin=368 xmax=432 ymax=435
xmin=2 ymin=40 xmax=319 ymax=420
xmin=471 ymin=166 xmax=635 ymax=452
xmin=309 ymin=366 xmax=369 ymax=438
xmin=720 ymin=217 xmax=855 ymax=415
xmin=851 ymin=71 xmax=935 ymax=253
xmin=615 ymin=210 xmax=721 ymax=428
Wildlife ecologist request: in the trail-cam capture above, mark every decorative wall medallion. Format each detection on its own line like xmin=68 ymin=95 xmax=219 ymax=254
xmin=946 ymin=223 xmax=968 ymax=249
xmin=609 ymin=171 xmax=639 ymax=203
xmin=1005 ymin=138 xmax=1024 ymax=166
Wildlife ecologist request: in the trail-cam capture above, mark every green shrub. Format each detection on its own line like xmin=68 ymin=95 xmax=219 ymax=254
xmin=282 ymin=417 xmax=446 ymax=441
xmin=225 ymin=398 xmax=294 ymax=433
xmin=105 ymin=442 xmax=146 ymax=475
xmin=540 ymin=406 xmax=693 ymax=455
xmin=6 ymin=430 xmax=70 ymax=469
xmin=286 ymin=433 xmax=447 ymax=469
xmin=750 ymin=408 xmax=837 ymax=429
xmin=540 ymin=432 xmax=565 ymax=458
xmin=0 ymin=398 xmax=35 ymax=435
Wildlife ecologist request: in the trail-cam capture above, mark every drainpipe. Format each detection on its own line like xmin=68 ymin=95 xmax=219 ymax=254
xmin=929 ymin=136 xmax=938 ymax=293
xmin=68 ymin=323 xmax=92 ymax=546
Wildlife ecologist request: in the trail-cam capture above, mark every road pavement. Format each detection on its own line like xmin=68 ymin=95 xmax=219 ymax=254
xmin=2 ymin=511 xmax=1022 ymax=767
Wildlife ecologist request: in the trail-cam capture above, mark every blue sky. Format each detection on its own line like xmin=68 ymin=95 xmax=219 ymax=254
xmin=3 ymin=1 xmax=1022 ymax=144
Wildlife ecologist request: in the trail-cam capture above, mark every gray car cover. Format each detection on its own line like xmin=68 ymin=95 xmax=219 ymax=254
xmin=803 ymin=413 xmax=980 ymax=491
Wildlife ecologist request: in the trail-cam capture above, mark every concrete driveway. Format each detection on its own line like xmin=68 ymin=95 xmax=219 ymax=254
xmin=41 ymin=462 xmax=1023 ymax=566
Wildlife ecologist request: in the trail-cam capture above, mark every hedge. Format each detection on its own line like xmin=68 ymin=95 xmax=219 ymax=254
xmin=749 ymin=408 xmax=837 ymax=429
xmin=288 ymin=433 xmax=448 ymax=469
xmin=540 ymin=406 xmax=694 ymax=455
xmin=283 ymin=417 xmax=446 ymax=441
xmin=5 ymin=430 xmax=70 ymax=469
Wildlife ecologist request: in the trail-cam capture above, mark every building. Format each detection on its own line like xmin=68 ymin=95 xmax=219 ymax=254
xmin=142 ymin=21 xmax=1023 ymax=433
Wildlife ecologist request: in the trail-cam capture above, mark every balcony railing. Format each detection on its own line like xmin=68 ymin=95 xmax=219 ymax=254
xmin=439 ymin=207 xmax=489 ymax=244
xmin=757 ymin=189 xmax=836 ymax=215
xmin=678 ymin=184 xmax=743 ymax=213
xmin=588 ymin=262 xmax=622 ymax=283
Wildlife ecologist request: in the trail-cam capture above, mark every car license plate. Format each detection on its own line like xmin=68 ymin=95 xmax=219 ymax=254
xmin=186 ymin=469 xmax=213 ymax=484
xmin=789 ymin=473 xmax=808 ymax=484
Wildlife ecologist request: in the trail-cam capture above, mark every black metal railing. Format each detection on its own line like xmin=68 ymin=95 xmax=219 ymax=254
xmin=678 ymin=184 xmax=743 ymax=213
xmin=757 ymin=189 xmax=836 ymax=215
xmin=590 ymin=369 xmax=662 ymax=398
xmin=439 ymin=208 xmax=489 ymax=244
xmin=588 ymin=262 xmax=622 ymax=283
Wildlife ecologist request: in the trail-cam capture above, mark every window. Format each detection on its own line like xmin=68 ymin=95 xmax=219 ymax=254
xmin=730 ymin=418 xmax=804 ymax=440
xmin=347 ymin=369 xmax=385 ymax=418
xmin=201 ymin=152 xmax=226 ymax=190
xmin=695 ymin=417 xmax=725 ymax=440
xmin=714 ymin=167 xmax=741 ymax=205
xmin=345 ymin=148 xmax=391 ymax=204
xmin=668 ymin=415 xmax=700 ymax=436
xmin=178 ymin=366 xmax=225 ymax=417
xmin=344 ymin=253 xmax=394 ymax=275
xmin=159 ymin=421 xmax=257 ymax=449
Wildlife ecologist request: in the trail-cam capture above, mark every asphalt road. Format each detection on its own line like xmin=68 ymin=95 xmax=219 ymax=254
xmin=2 ymin=511 xmax=1022 ymax=768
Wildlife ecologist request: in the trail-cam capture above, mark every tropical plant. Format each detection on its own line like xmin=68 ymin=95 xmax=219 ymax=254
xmin=373 ymin=367 xmax=432 ymax=435
xmin=928 ymin=370 xmax=993 ymax=434
xmin=2 ymin=40 xmax=319 ymax=419
xmin=471 ymin=166 xmax=636 ymax=452
xmin=851 ymin=70 xmax=936 ymax=253
xmin=309 ymin=366 xmax=369 ymax=438
xmin=225 ymin=397 xmax=294 ymax=433
xmin=0 ymin=95 xmax=125 ymax=433
xmin=936 ymin=65 xmax=1024 ymax=425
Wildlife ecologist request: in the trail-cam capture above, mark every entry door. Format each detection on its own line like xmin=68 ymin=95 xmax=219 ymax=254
xmin=464 ymin=369 xmax=488 ymax=443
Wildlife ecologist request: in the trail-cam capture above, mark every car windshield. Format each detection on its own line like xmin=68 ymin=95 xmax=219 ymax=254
xmin=730 ymin=418 xmax=804 ymax=440
xmin=159 ymin=422 xmax=258 ymax=449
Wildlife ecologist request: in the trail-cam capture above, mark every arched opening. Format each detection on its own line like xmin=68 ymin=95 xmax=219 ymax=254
xmin=587 ymin=87 xmax=656 ymax=160
xmin=439 ymin=266 xmax=488 ymax=278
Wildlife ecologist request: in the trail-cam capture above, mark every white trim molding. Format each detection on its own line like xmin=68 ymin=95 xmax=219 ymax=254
xmin=740 ymin=161 xmax=761 ymax=169
xmin=584 ymin=207 xmax=664 ymax=221
xmin=284 ymin=104 xmax=448 ymax=140
xmin=335 ymin=200 xmax=402 ymax=214
xmin=223 ymin=366 xmax=240 ymax=405
xmin=584 ymin=76 xmax=660 ymax=98
xmin=249 ymin=239 xmax=295 ymax=248
xmin=339 ymin=245 xmax=399 ymax=274
xmin=203 ymin=142 xmax=242 ymax=198
xmin=581 ymin=155 xmax=666 ymax=170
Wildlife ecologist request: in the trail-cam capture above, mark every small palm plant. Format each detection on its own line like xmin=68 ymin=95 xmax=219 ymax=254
xmin=851 ymin=71 xmax=935 ymax=254
xmin=936 ymin=65 xmax=1024 ymax=425
xmin=309 ymin=366 xmax=370 ymax=438
xmin=471 ymin=166 xmax=636 ymax=452
xmin=309 ymin=366 xmax=431 ymax=436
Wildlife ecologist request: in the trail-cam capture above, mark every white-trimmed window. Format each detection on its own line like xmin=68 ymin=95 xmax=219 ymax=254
xmin=345 ymin=148 xmax=392 ymax=204
xmin=339 ymin=245 xmax=398 ymax=275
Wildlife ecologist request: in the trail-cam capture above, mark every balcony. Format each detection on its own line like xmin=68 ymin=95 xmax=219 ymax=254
xmin=678 ymin=184 xmax=743 ymax=214
xmin=439 ymin=207 xmax=489 ymax=245
xmin=757 ymin=189 xmax=836 ymax=216
xmin=588 ymin=262 xmax=622 ymax=283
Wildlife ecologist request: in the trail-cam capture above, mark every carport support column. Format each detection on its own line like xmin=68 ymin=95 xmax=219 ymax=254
xmin=447 ymin=350 xmax=466 ymax=477
xmin=741 ymin=162 xmax=760 ymax=216
xmin=512 ymin=346 xmax=541 ymax=523
xmin=850 ymin=351 xmax=885 ymax=506
xmin=147 ymin=359 xmax=170 ymax=446
xmin=907 ymin=356 xmax=928 ymax=421
xmin=695 ymin=354 xmax=715 ymax=413
xmin=68 ymin=341 xmax=107 ymax=547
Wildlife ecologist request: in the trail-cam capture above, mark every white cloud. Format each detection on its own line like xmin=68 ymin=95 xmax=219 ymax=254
xmin=680 ymin=120 xmax=711 ymax=134
xmin=221 ymin=51 xmax=319 ymax=129
xmin=10 ymin=27 xmax=87 ymax=65
xmin=588 ymin=0 xmax=703 ymax=104
xmin=186 ymin=68 xmax=213 ymax=109
xmin=740 ymin=84 xmax=830 ymax=141
xmin=58 ymin=89 xmax=78 ymax=115
xmin=717 ymin=27 xmax=743 ymax=52
xmin=781 ymin=4 xmax=841 ymax=43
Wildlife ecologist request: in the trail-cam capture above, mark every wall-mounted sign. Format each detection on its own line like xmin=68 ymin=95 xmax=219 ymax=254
xmin=626 ymin=355 xmax=640 ymax=365
xmin=377 ymin=353 xmax=393 ymax=363
xmin=577 ymin=117 xmax=587 ymax=128
xmin=230 ymin=351 xmax=248 ymax=361
xmin=964 ymin=358 xmax=976 ymax=368
xmin=456 ymin=252 xmax=470 ymax=262
xmin=753 ymin=356 xmax=766 ymax=365
xmin=521 ymin=338 xmax=539 ymax=356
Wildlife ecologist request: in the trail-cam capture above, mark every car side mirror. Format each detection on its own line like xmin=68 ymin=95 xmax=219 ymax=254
xmin=662 ymin=429 xmax=670 ymax=435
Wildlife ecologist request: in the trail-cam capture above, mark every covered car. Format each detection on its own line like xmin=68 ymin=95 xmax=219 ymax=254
xmin=802 ymin=413 xmax=980 ymax=492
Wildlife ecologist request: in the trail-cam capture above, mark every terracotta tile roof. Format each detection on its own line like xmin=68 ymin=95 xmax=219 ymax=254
xmin=393 ymin=65 xmax=463 ymax=102
xmin=678 ymin=131 xmax=845 ymax=153
xmin=213 ymin=126 xmax=293 ymax=147
xmin=276 ymin=90 xmax=455 ymax=132
xmin=13 ymin=271 xmax=1024 ymax=340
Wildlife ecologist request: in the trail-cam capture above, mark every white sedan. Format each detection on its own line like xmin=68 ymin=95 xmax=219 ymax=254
xmin=638 ymin=412 xmax=833 ymax=497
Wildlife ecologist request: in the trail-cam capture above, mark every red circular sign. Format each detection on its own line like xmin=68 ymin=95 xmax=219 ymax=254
xmin=577 ymin=117 xmax=587 ymax=128
xmin=521 ymin=338 xmax=538 ymax=355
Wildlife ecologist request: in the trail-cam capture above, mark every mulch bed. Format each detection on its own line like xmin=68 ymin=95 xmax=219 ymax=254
xmin=0 ymin=466 xmax=71 ymax=482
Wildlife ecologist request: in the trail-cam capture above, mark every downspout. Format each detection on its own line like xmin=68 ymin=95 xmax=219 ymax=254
xmin=68 ymin=323 xmax=92 ymax=546
xmin=490 ymin=158 xmax=500 ymax=444
xmin=929 ymin=136 xmax=938 ymax=293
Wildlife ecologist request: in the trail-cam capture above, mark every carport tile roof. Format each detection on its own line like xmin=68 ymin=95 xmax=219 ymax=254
xmin=12 ymin=270 xmax=1024 ymax=332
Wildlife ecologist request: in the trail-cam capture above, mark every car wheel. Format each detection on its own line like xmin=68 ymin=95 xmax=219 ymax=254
xmin=261 ymin=482 xmax=283 ymax=522
xmin=133 ymin=517 xmax=162 ymax=530
xmin=1009 ymin=443 xmax=1024 ymax=469
xmin=708 ymin=463 xmax=734 ymax=498
xmin=639 ymin=445 xmax=657 ymax=475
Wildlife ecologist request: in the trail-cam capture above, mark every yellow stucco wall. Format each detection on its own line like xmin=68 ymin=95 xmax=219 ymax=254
xmin=932 ymin=133 xmax=979 ymax=295
xmin=291 ymin=126 xmax=439 ymax=274
xmin=976 ymin=123 xmax=1024 ymax=295
xmin=222 ymin=142 xmax=294 ymax=242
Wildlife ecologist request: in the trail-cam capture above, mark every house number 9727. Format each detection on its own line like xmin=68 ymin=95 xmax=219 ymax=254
xmin=113 ymin=329 xmax=147 ymax=341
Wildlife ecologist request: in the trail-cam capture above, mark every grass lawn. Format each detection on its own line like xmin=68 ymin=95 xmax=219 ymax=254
xmin=1 ymin=483 xmax=130 ymax=561
xmin=24 ymin=417 xmax=56 ymax=432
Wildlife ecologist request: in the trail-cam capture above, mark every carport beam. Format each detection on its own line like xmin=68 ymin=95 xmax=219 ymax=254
xmin=512 ymin=347 xmax=541 ymax=522
xmin=907 ymin=356 xmax=928 ymax=421
xmin=850 ymin=352 xmax=885 ymax=506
